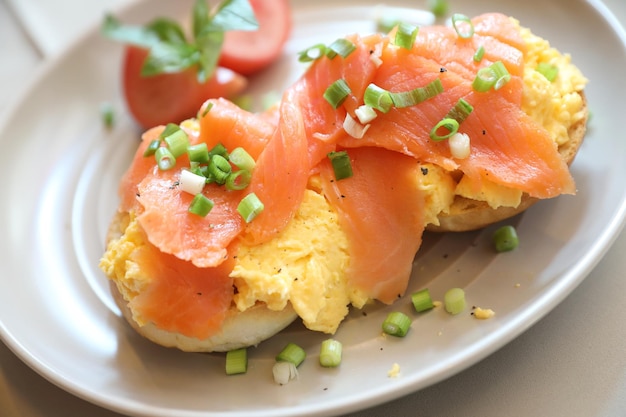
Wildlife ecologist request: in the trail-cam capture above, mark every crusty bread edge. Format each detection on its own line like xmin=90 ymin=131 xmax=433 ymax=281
xmin=426 ymin=92 xmax=588 ymax=233
xmin=105 ymin=211 xmax=298 ymax=352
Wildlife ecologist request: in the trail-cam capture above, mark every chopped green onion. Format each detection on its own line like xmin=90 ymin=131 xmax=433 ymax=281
xmin=446 ymin=98 xmax=474 ymax=124
xmin=238 ymin=192 xmax=264 ymax=223
xmin=143 ymin=139 xmax=161 ymax=157
xmin=355 ymin=105 xmax=378 ymax=124
xmin=188 ymin=193 xmax=214 ymax=217
xmin=326 ymin=38 xmax=357 ymax=59
xmin=187 ymin=143 xmax=210 ymax=164
xmin=452 ymin=13 xmax=474 ymax=39
xmin=225 ymin=348 xmax=247 ymax=375
xmin=411 ymin=288 xmax=434 ymax=312
xmin=536 ymin=62 xmax=559 ymax=82
xmin=208 ymin=142 xmax=229 ymax=159
xmin=343 ymin=113 xmax=370 ymax=139
xmin=225 ymin=169 xmax=252 ymax=191
xmin=472 ymin=61 xmax=511 ymax=92
xmin=180 ymin=169 xmax=206 ymax=195
xmin=327 ymin=150 xmax=353 ymax=181
xmin=276 ymin=342 xmax=306 ymax=367
xmin=323 ymin=79 xmax=352 ymax=109
xmin=492 ymin=225 xmax=519 ymax=252
xmin=444 ymin=287 xmax=466 ymax=315
xmin=159 ymin=123 xmax=180 ymax=140
xmin=389 ymin=79 xmax=444 ymax=108
xmin=429 ymin=118 xmax=459 ymax=141
xmin=473 ymin=45 xmax=485 ymax=62
xmin=155 ymin=147 xmax=176 ymax=170
xmin=472 ymin=67 xmax=497 ymax=92
xmin=394 ymin=22 xmax=419 ymax=50
xmin=163 ymin=128 xmax=190 ymax=158
xmin=228 ymin=147 xmax=255 ymax=172
xmin=319 ymin=339 xmax=342 ymax=368
xmin=490 ymin=61 xmax=511 ymax=90
xmin=382 ymin=311 xmax=411 ymax=337
xmin=272 ymin=361 xmax=298 ymax=385
xmin=427 ymin=0 xmax=449 ymax=18
xmin=298 ymin=43 xmax=328 ymax=62
xmin=208 ymin=154 xmax=232 ymax=185
xmin=449 ymin=132 xmax=471 ymax=159
xmin=100 ymin=102 xmax=115 ymax=128
xmin=364 ymin=83 xmax=394 ymax=113
xmin=199 ymin=101 xmax=214 ymax=119
xmin=377 ymin=15 xmax=401 ymax=34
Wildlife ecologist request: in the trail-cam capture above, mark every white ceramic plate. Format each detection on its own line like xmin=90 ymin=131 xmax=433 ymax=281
xmin=1 ymin=0 xmax=625 ymax=416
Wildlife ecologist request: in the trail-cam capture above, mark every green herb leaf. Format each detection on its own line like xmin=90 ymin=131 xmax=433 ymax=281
xmin=210 ymin=0 xmax=258 ymax=32
xmin=146 ymin=18 xmax=188 ymax=45
xmin=101 ymin=14 xmax=160 ymax=48
xmin=195 ymin=31 xmax=224 ymax=82
xmin=192 ymin=0 xmax=212 ymax=39
xmin=141 ymin=42 xmax=200 ymax=76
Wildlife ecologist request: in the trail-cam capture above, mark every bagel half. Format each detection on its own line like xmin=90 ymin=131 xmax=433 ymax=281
xmin=105 ymin=210 xmax=298 ymax=353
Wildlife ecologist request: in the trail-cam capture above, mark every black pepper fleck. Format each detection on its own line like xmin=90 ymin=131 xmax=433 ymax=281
xmin=421 ymin=167 xmax=429 ymax=175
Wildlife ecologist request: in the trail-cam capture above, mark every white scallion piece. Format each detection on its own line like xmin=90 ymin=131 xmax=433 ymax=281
xmin=370 ymin=42 xmax=384 ymax=67
xmin=355 ymin=105 xmax=378 ymax=124
xmin=449 ymin=132 xmax=471 ymax=159
xmin=343 ymin=113 xmax=371 ymax=139
xmin=272 ymin=361 xmax=299 ymax=385
xmin=179 ymin=169 xmax=206 ymax=195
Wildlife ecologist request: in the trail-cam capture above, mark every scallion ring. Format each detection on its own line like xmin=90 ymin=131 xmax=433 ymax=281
xmin=208 ymin=154 xmax=232 ymax=185
xmin=382 ymin=311 xmax=411 ymax=337
xmin=225 ymin=169 xmax=252 ymax=191
xmin=326 ymin=38 xmax=357 ymax=59
xmin=394 ymin=22 xmax=419 ymax=50
xmin=473 ymin=45 xmax=485 ymax=62
xmin=276 ymin=342 xmax=306 ymax=367
xmin=155 ymin=147 xmax=176 ymax=171
xmin=451 ymin=13 xmax=474 ymax=39
xmin=429 ymin=118 xmax=459 ymax=141
xmin=225 ymin=348 xmax=247 ymax=375
xmin=327 ymin=150 xmax=353 ymax=181
xmin=536 ymin=62 xmax=559 ymax=82
xmin=323 ymin=79 xmax=352 ymax=109
xmin=389 ymin=78 xmax=444 ymax=108
xmin=188 ymin=193 xmax=214 ymax=217
xmin=143 ymin=139 xmax=161 ymax=157
xmin=319 ymin=339 xmax=343 ymax=368
xmin=363 ymin=83 xmax=394 ymax=113
xmin=237 ymin=192 xmax=264 ymax=223
xmin=298 ymin=43 xmax=327 ymax=62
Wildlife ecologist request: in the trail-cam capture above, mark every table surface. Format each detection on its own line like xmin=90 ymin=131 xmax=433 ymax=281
xmin=2 ymin=0 xmax=625 ymax=416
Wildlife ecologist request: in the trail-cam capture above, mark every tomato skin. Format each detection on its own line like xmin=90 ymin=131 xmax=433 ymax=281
xmin=218 ymin=0 xmax=292 ymax=75
xmin=123 ymin=46 xmax=248 ymax=129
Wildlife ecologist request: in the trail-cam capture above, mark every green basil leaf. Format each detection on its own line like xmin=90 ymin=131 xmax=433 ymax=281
xmin=146 ymin=18 xmax=188 ymax=45
xmin=210 ymin=0 xmax=258 ymax=32
xmin=192 ymin=0 xmax=211 ymax=40
xmin=141 ymin=42 xmax=200 ymax=76
xmin=102 ymin=14 xmax=159 ymax=48
xmin=195 ymin=31 xmax=224 ymax=83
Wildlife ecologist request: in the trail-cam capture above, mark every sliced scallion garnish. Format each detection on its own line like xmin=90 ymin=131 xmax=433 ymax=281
xmin=394 ymin=22 xmax=419 ymax=50
xmin=187 ymin=143 xmax=210 ymax=164
xmin=319 ymin=339 xmax=343 ymax=368
xmin=382 ymin=311 xmax=411 ymax=337
xmin=536 ymin=62 xmax=559 ymax=82
xmin=473 ymin=45 xmax=485 ymax=62
xmin=180 ymin=169 xmax=206 ymax=195
xmin=490 ymin=61 xmax=511 ymax=90
xmin=225 ymin=169 xmax=252 ymax=191
xmin=155 ymin=146 xmax=176 ymax=170
xmin=364 ymin=83 xmax=394 ymax=113
xmin=472 ymin=61 xmax=511 ymax=92
xmin=411 ymin=288 xmax=435 ymax=313
xmin=427 ymin=0 xmax=449 ymax=18
xmin=429 ymin=118 xmax=459 ymax=141
xmin=143 ymin=139 xmax=161 ymax=157
xmin=163 ymin=128 xmax=190 ymax=158
xmin=100 ymin=102 xmax=115 ymax=129
xmin=208 ymin=154 xmax=232 ymax=185
xmin=228 ymin=147 xmax=256 ymax=172
xmin=237 ymin=192 xmax=264 ymax=223
xmin=188 ymin=193 xmax=214 ymax=217
xmin=298 ymin=43 xmax=327 ymax=62
xmin=446 ymin=98 xmax=474 ymax=124
xmin=225 ymin=348 xmax=248 ymax=375
xmin=444 ymin=287 xmax=466 ymax=315
xmin=451 ymin=13 xmax=474 ymax=39
xmin=276 ymin=342 xmax=306 ymax=367
xmin=326 ymin=38 xmax=357 ymax=59
xmin=389 ymin=78 xmax=444 ymax=108
xmin=327 ymin=150 xmax=353 ymax=181
xmin=323 ymin=79 xmax=352 ymax=109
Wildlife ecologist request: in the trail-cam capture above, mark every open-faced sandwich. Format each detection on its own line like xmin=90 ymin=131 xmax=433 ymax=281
xmin=100 ymin=12 xmax=588 ymax=352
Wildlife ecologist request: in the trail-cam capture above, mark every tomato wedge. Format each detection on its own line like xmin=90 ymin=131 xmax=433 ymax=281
xmin=218 ymin=0 xmax=292 ymax=75
xmin=122 ymin=45 xmax=248 ymax=129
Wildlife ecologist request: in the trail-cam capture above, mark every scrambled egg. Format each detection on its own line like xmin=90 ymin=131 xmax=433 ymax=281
xmin=420 ymin=19 xmax=589 ymax=218
xmin=231 ymin=187 xmax=368 ymax=334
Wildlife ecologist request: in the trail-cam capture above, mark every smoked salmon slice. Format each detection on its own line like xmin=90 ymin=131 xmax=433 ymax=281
xmin=318 ymin=147 xmax=425 ymax=304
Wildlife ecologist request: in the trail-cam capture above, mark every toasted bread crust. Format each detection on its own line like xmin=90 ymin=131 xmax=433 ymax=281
xmin=426 ymin=92 xmax=587 ymax=233
xmin=105 ymin=211 xmax=297 ymax=352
